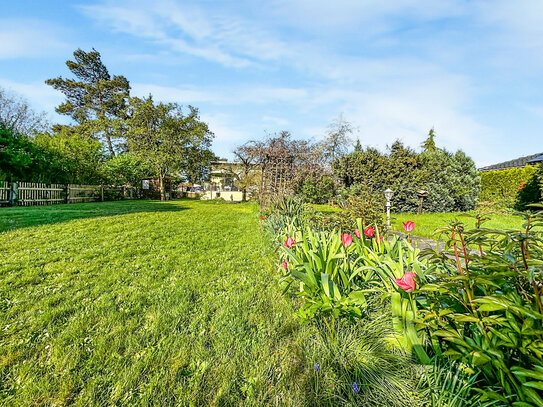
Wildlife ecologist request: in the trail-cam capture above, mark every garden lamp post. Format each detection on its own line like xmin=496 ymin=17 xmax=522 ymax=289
xmin=384 ymin=188 xmax=393 ymax=227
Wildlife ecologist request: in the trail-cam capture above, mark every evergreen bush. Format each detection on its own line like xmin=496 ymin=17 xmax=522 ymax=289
xmin=332 ymin=141 xmax=480 ymax=213
xmin=479 ymin=166 xmax=537 ymax=208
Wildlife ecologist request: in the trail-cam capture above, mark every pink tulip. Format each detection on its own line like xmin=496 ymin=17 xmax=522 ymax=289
xmin=402 ymin=221 xmax=415 ymax=233
xmin=341 ymin=233 xmax=353 ymax=247
xmin=364 ymin=226 xmax=375 ymax=237
xmin=284 ymin=237 xmax=295 ymax=248
xmin=395 ymin=272 xmax=417 ymax=293
xmin=355 ymin=229 xmax=361 ymax=238
xmin=282 ymin=261 xmax=288 ymax=269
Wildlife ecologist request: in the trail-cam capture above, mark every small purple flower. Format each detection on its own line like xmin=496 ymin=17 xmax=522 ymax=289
xmin=352 ymin=382 xmax=359 ymax=394
xmin=314 ymin=363 xmax=320 ymax=371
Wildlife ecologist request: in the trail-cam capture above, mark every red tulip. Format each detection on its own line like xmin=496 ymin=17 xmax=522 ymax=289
xmin=341 ymin=233 xmax=353 ymax=247
xmin=284 ymin=237 xmax=295 ymax=248
xmin=260 ymin=216 xmax=265 ymax=220
xmin=355 ymin=229 xmax=361 ymax=238
xmin=402 ymin=221 xmax=415 ymax=233
xmin=282 ymin=261 xmax=288 ymax=269
xmin=364 ymin=226 xmax=374 ymax=237
xmin=395 ymin=272 xmax=417 ymax=293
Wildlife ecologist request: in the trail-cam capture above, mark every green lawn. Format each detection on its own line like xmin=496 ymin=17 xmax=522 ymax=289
xmin=0 ymin=200 xmax=314 ymax=406
xmin=391 ymin=211 xmax=531 ymax=239
xmin=313 ymin=203 xmax=531 ymax=239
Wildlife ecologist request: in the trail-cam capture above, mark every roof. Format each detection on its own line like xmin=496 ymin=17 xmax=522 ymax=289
xmin=528 ymin=154 xmax=543 ymax=164
xmin=478 ymin=153 xmax=543 ymax=172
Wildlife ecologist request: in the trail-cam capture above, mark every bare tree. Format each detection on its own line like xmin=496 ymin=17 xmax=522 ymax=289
xmin=318 ymin=113 xmax=355 ymax=165
xmin=0 ymin=87 xmax=49 ymax=134
xmin=233 ymin=142 xmax=261 ymax=201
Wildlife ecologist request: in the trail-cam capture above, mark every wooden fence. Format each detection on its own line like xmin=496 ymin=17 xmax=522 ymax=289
xmin=1 ymin=181 xmax=139 ymax=207
xmin=0 ymin=181 xmax=9 ymax=205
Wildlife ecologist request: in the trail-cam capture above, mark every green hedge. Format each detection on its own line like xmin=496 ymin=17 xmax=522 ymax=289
xmin=479 ymin=166 xmax=537 ymax=208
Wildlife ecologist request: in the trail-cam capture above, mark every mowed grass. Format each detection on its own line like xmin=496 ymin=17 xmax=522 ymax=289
xmin=313 ymin=203 xmax=532 ymax=239
xmin=0 ymin=200 xmax=314 ymax=406
xmin=391 ymin=211 xmax=533 ymax=239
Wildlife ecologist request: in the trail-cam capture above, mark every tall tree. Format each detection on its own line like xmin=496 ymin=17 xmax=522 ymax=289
xmin=124 ymin=96 xmax=213 ymax=201
xmin=354 ymin=139 xmax=362 ymax=152
xmin=422 ymin=128 xmax=438 ymax=152
xmin=46 ymin=48 xmax=130 ymax=156
xmin=0 ymin=87 xmax=49 ymax=134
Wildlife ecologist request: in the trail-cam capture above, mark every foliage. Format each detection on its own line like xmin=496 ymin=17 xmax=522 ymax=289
xmin=303 ymin=319 xmax=421 ymax=406
xmin=421 ymin=128 xmax=438 ymax=152
xmin=480 ymin=166 xmax=537 ymax=208
xmin=124 ymin=96 xmax=213 ymax=200
xmin=183 ymin=147 xmax=217 ymax=185
xmin=333 ymin=140 xmax=481 ymax=213
xmin=0 ymin=86 xmax=49 ymax=135
xmin=418 ymin=209 xmax=543 ymax=405
xmin=421 ymin=150 xmax=480 ymax=212
xmin=515 ymin=164 xmax=542 ymax=211
xmin=391 ymin=211 xmax=533 ymax=240
xmin=417 ymin=358 xmax=482 ymax=407
xmin=46 ymin=48 xmax=130 ymax=156
xmin=100 ymin=153 xmax=151 ymax=187
xmin=34 ymin=127 xmax=104 ymax=184
xmin=295 ymin=169 xmax=336 ymax=204
xmin=336 ymin=190 xmax=386 ymax=233
xmin=0 ymin=124 xmax=61 ymax=183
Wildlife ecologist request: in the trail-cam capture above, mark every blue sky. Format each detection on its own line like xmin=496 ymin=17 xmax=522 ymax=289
xmin=1 ymin=0 xmax=542 ymax=166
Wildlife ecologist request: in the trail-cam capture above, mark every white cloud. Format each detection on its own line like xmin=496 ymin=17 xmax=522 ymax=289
xmin=0 ymin=19 xmax=68 ymax=59
xmin=80 ymin=0 xmax=296 ymax=68
xmin=0 ymin=79 xmax=63 ymax=118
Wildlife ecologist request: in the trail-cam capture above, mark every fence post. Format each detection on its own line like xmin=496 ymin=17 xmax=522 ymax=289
xmin=9 ymin=182 xmax=18 ymax=206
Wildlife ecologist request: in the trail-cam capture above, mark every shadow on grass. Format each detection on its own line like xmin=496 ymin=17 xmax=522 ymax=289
xmin=0 ymin=199 xmax=190 ymax=233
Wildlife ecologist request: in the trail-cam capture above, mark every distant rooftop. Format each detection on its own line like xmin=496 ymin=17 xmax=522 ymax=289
xmin=479 ymin=153 xmax=543 ymax=172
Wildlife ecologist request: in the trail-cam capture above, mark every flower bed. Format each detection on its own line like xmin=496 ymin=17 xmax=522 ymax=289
xmin=265 ymin=200 xmax=543 ymax=405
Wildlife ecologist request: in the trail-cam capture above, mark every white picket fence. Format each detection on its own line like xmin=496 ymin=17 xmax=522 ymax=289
xmin=1 ymin=181 xmax=139 ymax=207
xmin=0 ymin=181 xmax=9 ymax=205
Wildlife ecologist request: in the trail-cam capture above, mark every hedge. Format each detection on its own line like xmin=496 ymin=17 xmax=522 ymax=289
xmin=479 ymin=166 xmax=537 ymax=208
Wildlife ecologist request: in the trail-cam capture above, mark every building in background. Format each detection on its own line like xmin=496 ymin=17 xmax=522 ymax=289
xmin=479 ymin=153 xmax=543 ymax=172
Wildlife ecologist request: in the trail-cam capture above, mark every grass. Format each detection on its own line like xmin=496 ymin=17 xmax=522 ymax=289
xmin=0 ymin=200 xmax=306 ymax=405
xmin=312 ymin=203 xmax=532 ymax=240
xmin=391 ymin=211 xmax=532 ymax=239
xmin=0 ymin=199 xmax=419 ymax=406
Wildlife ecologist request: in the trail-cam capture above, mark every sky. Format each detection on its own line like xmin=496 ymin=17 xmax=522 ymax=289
xmin=1 ymin=0 xmax=542 ymax=166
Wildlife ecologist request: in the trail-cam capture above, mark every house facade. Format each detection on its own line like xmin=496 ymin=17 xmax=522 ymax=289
xmin=202 ymin=161 xmax=261 ymax=201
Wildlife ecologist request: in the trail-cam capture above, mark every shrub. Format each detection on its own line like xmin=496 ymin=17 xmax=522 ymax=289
xmin=336 ymin=192 xmax=386 ymax=233
xmin=295 ymin=171 xmax=336 ymax=204
xmin=515 ymin=163 xmax=542 ymax=210
xmin=418 ymin=209 xmax=543 ymax=405
xmin=480 ymin=166 xmax=537 ymax=208
xmin=333 ymin=141 xmax=480 ymax=213
xmin=101 ymin=153 xmax=151 ymax=187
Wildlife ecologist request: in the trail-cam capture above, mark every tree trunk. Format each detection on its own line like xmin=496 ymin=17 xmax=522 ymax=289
xmin=106 ymin=135 xmax=115 ymax=157
xmin=159 ymin=175 xmax=166 ymax=201
xmin=242 ymin=188 xmax=247 ymax=202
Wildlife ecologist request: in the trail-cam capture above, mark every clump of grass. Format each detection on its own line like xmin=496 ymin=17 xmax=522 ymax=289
xmin=301 ymin=317 xmax=422 ymax=406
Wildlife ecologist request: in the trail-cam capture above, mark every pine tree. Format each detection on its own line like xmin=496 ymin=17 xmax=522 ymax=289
xmin=46 ymin=48 xmax=130 ymax=156
xmin=422 ymin=128 xmax=438 ymax=152
xmin=354 ymin=139 xmax=362 ymax=152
